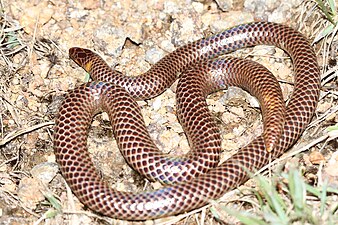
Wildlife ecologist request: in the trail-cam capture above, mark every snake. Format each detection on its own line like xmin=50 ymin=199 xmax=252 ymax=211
xmin=54 ymin=22 xmax=320 ymax=220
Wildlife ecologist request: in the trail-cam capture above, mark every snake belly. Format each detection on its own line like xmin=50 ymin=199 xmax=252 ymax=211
xmin=54 ymin=22 xmax=320 ymax=220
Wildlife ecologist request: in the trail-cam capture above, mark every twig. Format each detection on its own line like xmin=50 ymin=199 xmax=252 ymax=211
xmin=0 ymin=121 xmax=54 ymax=146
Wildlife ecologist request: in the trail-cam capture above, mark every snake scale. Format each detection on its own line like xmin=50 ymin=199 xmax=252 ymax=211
xmin=54 ymin=22 xmax=320 ymax=220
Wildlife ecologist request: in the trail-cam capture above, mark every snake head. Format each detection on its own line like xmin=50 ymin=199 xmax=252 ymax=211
xmin=69 ymin=47 xmax=96 ymax=72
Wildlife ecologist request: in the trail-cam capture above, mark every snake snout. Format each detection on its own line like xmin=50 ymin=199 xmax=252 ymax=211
xmin=68 ymin=47 xmax=78 ymax=58
xmin=69 ymin=47 xmax=92 ymax=60
xmin=69 ymin=47 xmax=93 ymax=68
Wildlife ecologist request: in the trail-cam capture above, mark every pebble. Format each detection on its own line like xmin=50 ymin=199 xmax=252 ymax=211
xmin=308 ymin=151 xmax=326 ymax=165
xmin=163 ymin=1 xmax=180 ymax=14
xmin=145 ymin=47 xmax=165 ymax=64
xmin=19 ymin=1 xmax=54 ymax=34
xmin=17 ymin=177 xmax=45 ymax=209
xmin=191 ymin=2 xmax=204 ymax=13
xmin=159 ymin=39 xmax=176 ymax=52
xmin=244 ymin=0 xmax=302 ymax=21
xmin=215 ymin=0 xmax=234 ymax=11
xmin=79 ymin=0 xmax=100 ymax=10
xmin=31 ymin=162 xmax=59 ymax=184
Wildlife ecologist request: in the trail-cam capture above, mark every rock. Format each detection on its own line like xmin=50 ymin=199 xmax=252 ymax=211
xmin=214 ymin=0 xmax=234 ymax=11
xmin=31 ymin=162 xmax=59 ymax=184
xmin=19 ymin=2 xmax=55 ymax=34
xmin=17 ymin=177 xmax=45 ymax=209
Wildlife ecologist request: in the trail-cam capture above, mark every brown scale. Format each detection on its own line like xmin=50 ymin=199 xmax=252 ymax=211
xmin=55 ymin=22 xmax=320 ymax=220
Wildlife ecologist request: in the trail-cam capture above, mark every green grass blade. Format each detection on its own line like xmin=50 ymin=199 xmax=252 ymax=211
xmin=314 ymin=0 xmax=336 ymax=24
xmin=288 ymin=169 xmax=306 ymax=213
xmin=220 ymin=206 xmax=269 ymax=225
xmin=327 ymin=0 xmax=336 ymax=16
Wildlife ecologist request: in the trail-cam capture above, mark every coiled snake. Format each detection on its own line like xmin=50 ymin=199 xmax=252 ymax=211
xmin=54 ymin=22 xmax=320 ymax=220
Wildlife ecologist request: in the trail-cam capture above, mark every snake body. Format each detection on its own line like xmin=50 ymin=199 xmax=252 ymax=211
xmin=54 ymin=22 xmax=320 ymax=220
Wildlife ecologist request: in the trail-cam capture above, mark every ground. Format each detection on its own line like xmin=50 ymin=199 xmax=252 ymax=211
xmin=0 ymin=0 xmax=337 ymax=224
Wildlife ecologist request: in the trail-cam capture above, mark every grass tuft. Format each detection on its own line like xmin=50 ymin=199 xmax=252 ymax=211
xmin=312 ymin=0 xmax=338 ymax=43
xmin=212 ymin=167 xmax=338 ymax=225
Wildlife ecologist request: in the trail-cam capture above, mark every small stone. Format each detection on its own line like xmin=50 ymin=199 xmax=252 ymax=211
xmin=191 ymin=2 xmax=204 ymax=13
xmin=159 ymin=129 xmax=181 ymax=152
xmin=222 ymin=112 xmax=240 ymax=124
xmin=79 ymin=0 xmax=100 ymax=9
xmin=145 ymin=47 xmax=165 ymax=65
xmin=17 ymin=177 xmax=45 ymax=209
xmin=163 ymin=1 xmax=179 ymax=14
xmin=214 ymin=0 xmax=234 ymax=11
xmin=277 ymin=64 xmax=292 ymax=80
xmin=223 ymin=86 xmax=247 ymax=100
xmin=160 ymin=39 xmax=175 ymax=52
xmin=101 ymin=112 xmax=110 ymax=121
xmin=207 ymin=99 xmax=225 ymax=113
xmin=19 ymin=2 xmax=55 ymax=34
xmin=309 ymin=151 xmax=325 ymax=165
xmin=317 ymin=101 xmax=333 ymax=114
xmin=233 ymin=125 xmax=245 ymax=136
xmin=222 ymin=139 xmax=239 ymax=151
xmin=178 ymin=138 xmax=189 ymax=151
xmin=152 ymin=97 xmax=162 ymax=111
xmin=228 ymin=106 xmax=245 ymax=118
xmin=246 ymin=93 xmax=260 ymax=108
xmin=31 ymin=162 xmax=59 ymax=184
xmin=209 ymin=12 xmax=253 ymax=33
xmin=12 ymin=77 xmax=20 ymax=85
